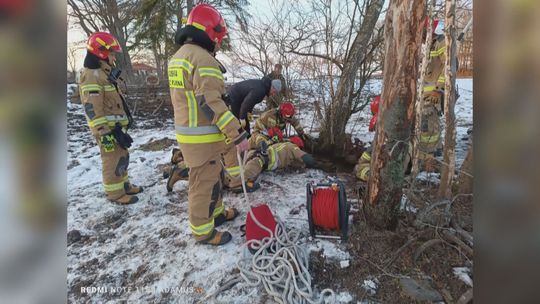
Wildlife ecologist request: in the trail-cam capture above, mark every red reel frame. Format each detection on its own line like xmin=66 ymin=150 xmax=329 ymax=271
xmin=306 ymin=181 xmax=349 ymax=240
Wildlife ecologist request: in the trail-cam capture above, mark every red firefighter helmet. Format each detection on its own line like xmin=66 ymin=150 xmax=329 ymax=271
xmin=370 ymin=95 xmax=381 ymax=115
xmin=289 ymin=136 xmax=304 ymax=149
xmin=424 ymin=17 xmax=441 ymax=35
xmin=87 ymin=32 xmax=122 ymax=60
xmin=279 ymin=102 xmax=295 ymax=119
xmin=267 ymin=127 xmax=283 ymax=142
xmin=187 ymin=4 xmax=228 ymax=45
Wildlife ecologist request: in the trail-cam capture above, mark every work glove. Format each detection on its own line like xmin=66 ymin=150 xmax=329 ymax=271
xmin=111 ymin=124 xmax=133 ymax=149
xmin=100 ymin=133 xmax=117 ymax=153
xmin=247 ymin=112 xmax=253 ymax=121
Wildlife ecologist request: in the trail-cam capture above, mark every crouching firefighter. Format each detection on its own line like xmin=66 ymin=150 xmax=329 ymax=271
xmin=169 ymin=4 xmax=249 ymax=245
xmin=250 ymin=102 xmax=312 ymax=149
xmin=80 ymin=32 xmax=143 ymax=205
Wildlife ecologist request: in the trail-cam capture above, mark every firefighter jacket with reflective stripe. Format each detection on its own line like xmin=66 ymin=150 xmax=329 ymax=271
xmin=266 ymin=141 xmax=307 ymax=170
xmin=79 ymin=61 xmax=129 ymax=137
xmin=355 ymin=150 xmax=371 ymax=182
xmin=423 ymin=35 xmax=446 ymax=94
xmin=168 ymin=43 xmax=246 ymax=167
xmin=253 ymin=109 xmax=304 ymax=136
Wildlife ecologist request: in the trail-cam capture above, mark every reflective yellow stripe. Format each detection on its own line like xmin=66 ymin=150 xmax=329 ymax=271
xmin=267 ymin=148 xmax=277 ymax=170
xmin=87 ymin=117 xmax=108 ymax=128
xmin=103 ymin=85 xmax=116 ymax=92
xmin=430 ymin=47 xmax=446 ymax=58
xmin=199 ymin=67 xmax=224 ymax=80
xmin=169 ymin=59 xmax=194 ymax=74
xmin=80 ymin=84 xmax=102 ymax=93
xmin=123 ymin=175 xmax=129 ymax=182
xmin=212 ymin=205 xmax=224 ymax=217
xmin=423 ymin=85 xmax=436 ymax=93
xmin=268 ymin=118 xmax=276 ymax=125
xmin=186 ymin=90 xmax=198 ymax=128
xmin=257 ymin=159 xmax=263 ymax=167
xmin=276 ymin=143 xmax=287 ymax=152
xmin=190 ymin=219 xmax=214 ymax=235
xmin=226 ymin=166 xmax=240 ymax=177
xmin=176 ymin=133 xmax=225 ymax=144
xmin=216 ymin=111 xmax=235 ymax=130
xmin=359 ymin=167 xmax=370 ymax=181
xmin=104 ymin=181 xmax=125 ymax=192
xmin=437 ymin=75 xmax=445 ymax=83
xmin=420 ymin=133 xmax=440 ymax=144
xmin=190 ymin=21 xmax=206 ymax=31
xmin=361 ymin=151 xmax=371 ymax=161
xmin=106 ymin=119 xmax=129 ymax=127
xmin=95 ymin=37 xmax=114 ymax=49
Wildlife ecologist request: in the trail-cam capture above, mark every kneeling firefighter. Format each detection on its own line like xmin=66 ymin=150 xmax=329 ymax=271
xmin=80 ymin=32 xmax=143 ymax=205
xmin=168 ymin=4 xmax=249 ymax=245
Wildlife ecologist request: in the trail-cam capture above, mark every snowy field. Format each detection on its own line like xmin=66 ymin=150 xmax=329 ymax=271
xmin=67 ymin=79 xmax=472 ymax=303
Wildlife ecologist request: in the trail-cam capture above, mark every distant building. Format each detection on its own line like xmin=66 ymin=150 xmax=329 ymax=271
xmin=132 ymin=62 xmax=158 ymax=78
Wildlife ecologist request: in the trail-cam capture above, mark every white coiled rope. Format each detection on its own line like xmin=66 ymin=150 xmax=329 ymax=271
xmin=214 ymin=152 xmax=336 ymax=304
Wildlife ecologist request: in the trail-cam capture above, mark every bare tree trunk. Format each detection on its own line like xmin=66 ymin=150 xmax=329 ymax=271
xmin=318 ymin=0 xmax=384 ymax=156
xmin=411 ymin=0 xmax=436 ymax=177
xmin=365 ymin=0 xmax=425 ymax=230
xmin=105 ymin=0 xmax=133 ymax=81
xmin=438 ymin=0 xmax=458 ymax=199
xmin=456 ymin=138 xmax=473 ymax=194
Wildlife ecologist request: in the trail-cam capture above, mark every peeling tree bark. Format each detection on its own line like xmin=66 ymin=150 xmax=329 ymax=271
xmin=438 ymin=0 xmax=458 ymax=199
xmin=366 ymin=0 xmax=425 ymax=230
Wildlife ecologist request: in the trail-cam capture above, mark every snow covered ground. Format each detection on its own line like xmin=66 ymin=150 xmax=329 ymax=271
xmin=67 ymin=79 xmax=472 ymax=303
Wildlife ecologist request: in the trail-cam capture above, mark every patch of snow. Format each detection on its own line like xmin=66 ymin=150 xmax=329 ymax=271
xmin=453 ymin=267 xmax=473 ymax=287
xmin=362 ymin=278 xmax=379 ymax=296
xmin=67 ymin=100 xmax=346 ymax=303
xmin=334 ymin=291 xmax=354 ymax=303
xmin=416 ymin=172 xmax=441 ymax=184
xmin=309 ymin=239 xmax=350 ymax=261
xmin=340 ymin=260 xmax=350 ymax=269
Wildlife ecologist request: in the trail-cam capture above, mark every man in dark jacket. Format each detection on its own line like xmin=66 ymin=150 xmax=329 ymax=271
xmin=225 ymin=77 xmax=282 ymax=134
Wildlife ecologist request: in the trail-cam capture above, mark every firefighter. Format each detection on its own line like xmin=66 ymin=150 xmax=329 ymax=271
xmin=355 ymin=146 xmax=372 ymax=182
xmin=419 ymin=18 xmax=446 ymax=172
xmin=355 ymin=96 xmax=379 ymax=182
xmin=79 ymin=32 xmax=143 ymax=205
xmin=264 ymin=63 xmax=288 ymax=110
xmin=168 ymin=4 xmax=249 ymax=245
xmin=250 ymin=102 xmax=311 ymax=149
xmin=224 ymin=77 xmax=282 ymax=134
xmin=227 ymin=137 xmax=317 ymax=192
